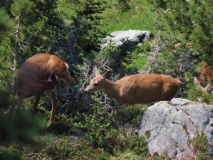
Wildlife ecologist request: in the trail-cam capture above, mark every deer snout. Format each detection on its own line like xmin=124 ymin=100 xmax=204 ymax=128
xmin=84 ymin=82 xmax=99 ymax=93
xmin=84 ymin=87 xmax=93 ymax=93
xmin=83 ymin=88 xmax=89 ymax=93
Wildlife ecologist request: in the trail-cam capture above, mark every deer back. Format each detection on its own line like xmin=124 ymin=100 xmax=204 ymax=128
xmin=14 ymin=53 xmax=74 ymax=98
xmin=115 ymin=74 xmax=180 ymax=105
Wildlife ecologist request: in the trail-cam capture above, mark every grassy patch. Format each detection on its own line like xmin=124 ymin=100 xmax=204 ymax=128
xmin=101 ymin=0 xmax=155 ymax=32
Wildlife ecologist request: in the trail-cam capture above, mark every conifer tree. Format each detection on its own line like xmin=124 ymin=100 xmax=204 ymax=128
xmin=151 ymin=0 xmax=213 ymax=64
xmin=71 ymin=0 xmax=107 ymax=62
xmin=0 ymin=11 xmax=44 ymax=159
xmin=0 ymin=0 xmax=65 ymax=87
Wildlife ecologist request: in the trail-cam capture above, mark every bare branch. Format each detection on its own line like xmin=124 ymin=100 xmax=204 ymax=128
xmin=140 ymin=35 xmax=161 ymax=74
xmin=11 ymin=16 xmax=21 ymax=72
xmin=161 ymin=9 xmax=170 ymax=16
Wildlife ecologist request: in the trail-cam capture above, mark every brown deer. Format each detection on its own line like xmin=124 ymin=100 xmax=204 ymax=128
xmin=84 ymin=66 xmax=185 ymax=109
xmin=193 ymin=77 xmax=213 ymax=94
xmin=13 ymin=53 xmax=75 ymax=126
xmin=193 ymin=62 xmax=213 ymax=95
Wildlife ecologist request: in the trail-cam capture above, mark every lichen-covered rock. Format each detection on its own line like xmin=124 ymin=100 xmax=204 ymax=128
xmin=138 ymin=98 xmax=213 ymax=158
xmin=101 ymin=30 xmax=153 ymax=49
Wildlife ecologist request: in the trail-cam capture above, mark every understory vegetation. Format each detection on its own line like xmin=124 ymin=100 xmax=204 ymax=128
xmin=0 ymin=0 xmax=212 ymax=159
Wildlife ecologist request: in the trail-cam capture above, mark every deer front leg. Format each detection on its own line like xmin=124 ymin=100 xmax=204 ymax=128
xmin=45 ymin=90 xmax=58 ymax=127
xmin=63 ymin=76 xmax=75 ymax=91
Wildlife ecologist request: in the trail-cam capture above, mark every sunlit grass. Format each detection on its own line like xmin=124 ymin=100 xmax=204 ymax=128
xmin=101 ymin=0 xmax=155 ymax=32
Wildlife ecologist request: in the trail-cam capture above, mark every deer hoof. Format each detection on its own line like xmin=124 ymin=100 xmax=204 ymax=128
xmin=47 ymin=121 xmax=53 ymax=127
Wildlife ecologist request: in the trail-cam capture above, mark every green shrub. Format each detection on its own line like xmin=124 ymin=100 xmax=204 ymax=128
xmin=0 ymin=89 xmax=46 ymax=160
xmin=116 ymin=105 xmax=147 ymax=127
xmin=188 ymin=134 xmax=210 ymax=160
xmin=73 ymin=97 xmax=117 ymax=153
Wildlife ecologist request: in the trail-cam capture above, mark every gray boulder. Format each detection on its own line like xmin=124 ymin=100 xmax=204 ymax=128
xmin=138 ymin=98 xmax=213 ymax=158
xmin=101 ymin=30 xmax=153 ymax=49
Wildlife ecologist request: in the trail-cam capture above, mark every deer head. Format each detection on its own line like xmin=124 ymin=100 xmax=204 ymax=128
xmin=84 ymin=66 xmax=112 ymax=93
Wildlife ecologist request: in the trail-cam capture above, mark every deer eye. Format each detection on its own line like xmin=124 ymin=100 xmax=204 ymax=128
xmin=94 ymin=83 xmax=98 ymax=86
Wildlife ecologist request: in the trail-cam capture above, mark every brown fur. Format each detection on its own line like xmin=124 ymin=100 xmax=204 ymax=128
xmin=84 ymin=67 xmax=185 ymax=109
xmin=14 ymin=53 xmax=75 ymax=126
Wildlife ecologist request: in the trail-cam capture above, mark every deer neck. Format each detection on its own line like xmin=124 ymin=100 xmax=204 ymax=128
xmin=102 ymin=80 xmax=120 ymax=100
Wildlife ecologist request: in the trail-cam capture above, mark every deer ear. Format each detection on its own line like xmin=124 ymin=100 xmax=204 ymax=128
xmin=93 ymin=66 xmax=100 ymax=76
xmin=102 ymin=70 xmax=112 ymax=79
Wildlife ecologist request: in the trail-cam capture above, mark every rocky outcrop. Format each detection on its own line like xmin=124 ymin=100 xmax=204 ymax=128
xmin=101 ymin=30 xmax=153 ymax=49
xmin=138 ymin=98 xmax=213 ymax=158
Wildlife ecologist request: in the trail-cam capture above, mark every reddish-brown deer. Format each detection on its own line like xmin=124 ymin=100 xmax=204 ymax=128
xmin=193 ymin=77 xmax=213 ymax=94
xmin=84 ymin=66 xmax=185 ymax=109
xmin=14 ymin=53 xmax=75 ymax=126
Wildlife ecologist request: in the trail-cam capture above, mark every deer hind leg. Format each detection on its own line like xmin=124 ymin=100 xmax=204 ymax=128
xmin=33 ymin=93 xmax=41 ymax=114
xmin=45 ymin=90 xmax=58 ymax=127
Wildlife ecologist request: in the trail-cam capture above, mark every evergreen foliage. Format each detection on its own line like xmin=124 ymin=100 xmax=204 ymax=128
xmin=0 ymin=0 xmax=65 ymax=88
xmin=150 ymin=0 xmax=213 ymax=64
xmin=0 ymin=89 xmax=45 ymax=160
xmin=0 ymin=8 xmax=14 ymax=31
xmin=71 ymin=0 xmax=107 ymax=62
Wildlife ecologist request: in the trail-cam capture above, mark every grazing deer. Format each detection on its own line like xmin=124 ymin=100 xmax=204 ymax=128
xmin=13 ymin=53 xmax=75 ymax=126
xmin=84 ymin=66 xmax=185 ymax=109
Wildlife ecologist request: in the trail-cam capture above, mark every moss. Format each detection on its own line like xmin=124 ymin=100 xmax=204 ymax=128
xmin=145 ymin=130 xmax=151 ymax=139
xmin=182 ymin=124 xmax=189 ymax=135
